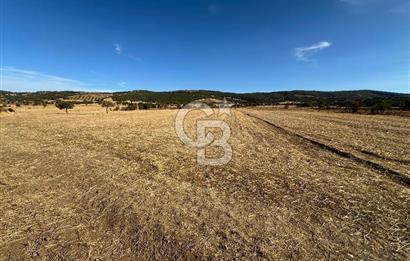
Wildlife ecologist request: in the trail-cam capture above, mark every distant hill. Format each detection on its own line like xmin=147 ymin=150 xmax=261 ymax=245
xmin=0 ymin=89 xmax=409 ymax=108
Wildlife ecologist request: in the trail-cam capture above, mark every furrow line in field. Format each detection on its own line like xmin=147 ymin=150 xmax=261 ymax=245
xmin=242 ymin=112 xmax=410 ymax=188
xmin=358 ymin=149 xmax=410 ymax=164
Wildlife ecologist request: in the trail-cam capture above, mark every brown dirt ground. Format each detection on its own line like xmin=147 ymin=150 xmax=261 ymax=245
xmin=0 ymin=105 xmax=409 ymax=260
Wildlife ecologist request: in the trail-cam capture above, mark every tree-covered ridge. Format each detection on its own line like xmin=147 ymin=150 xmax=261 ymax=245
xmin=112 ymin=90 xmax=410 ymax=108
xmin=0 ymin=89 xmax=409 ymax=109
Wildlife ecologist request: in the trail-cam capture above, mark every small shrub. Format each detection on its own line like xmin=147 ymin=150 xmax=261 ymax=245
xmin=128 ymin=103 xmax=139 ymax=111
xmin=33 ymin=100 xmax=42 ymax=106
xmin=346 ymin=101 xmax=361 ymax=113
xmin=317 ymin=100 xmax=330 ymax=110
xmin=121 ymin=103 xmax=138 ymax=111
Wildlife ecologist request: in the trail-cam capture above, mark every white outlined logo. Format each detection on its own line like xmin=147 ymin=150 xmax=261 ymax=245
xmin=175 ymin=101 xmax=233 ymax=166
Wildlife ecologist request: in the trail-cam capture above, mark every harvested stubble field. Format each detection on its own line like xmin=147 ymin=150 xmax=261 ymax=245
xmin=0 ymin=105 xmax=409 ymax=260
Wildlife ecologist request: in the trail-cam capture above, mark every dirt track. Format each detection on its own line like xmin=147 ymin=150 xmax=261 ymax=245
xmin=0 ymin=106 xmax=409 ymax=260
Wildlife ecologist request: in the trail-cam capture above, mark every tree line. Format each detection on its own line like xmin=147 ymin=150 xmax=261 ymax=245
xmin=1 ymin=89 xmax=409 ymax=113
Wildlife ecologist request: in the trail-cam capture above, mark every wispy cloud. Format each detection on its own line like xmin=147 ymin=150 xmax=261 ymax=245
xmin=114 ymin=42 xmax=142 ymax=62
xmin=114 ymin=43 xmax=123 ymax=55
xmin=118 ymin=82 xmax=127 ymax=88
xmin=294 ymin=41 xmax=332 ymax=62
xmin=124 ymin=54 xmax=142 ymax=62
xmin=0 ymin=67 xmax=90 ymax=92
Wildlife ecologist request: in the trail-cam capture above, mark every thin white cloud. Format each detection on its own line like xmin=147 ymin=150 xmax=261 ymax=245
xmin=0 ymin=67 xmax=90 ymax=92
xmin=124 ymin=54 xmax=142 ymax=62
xmin=119 ymin=82 xmax=127 ymax=88
xmin=114 ymin=43 xmax=123 ymax=55
xmin=114 ymin=42 xmax=142 ymax=61
xmin=294 ymin=41 xmax=332 ymax=62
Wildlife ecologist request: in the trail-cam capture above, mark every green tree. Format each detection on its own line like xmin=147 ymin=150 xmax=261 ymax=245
xmin=404 ymin=100 xmax=410 ymax=110
xmin=370 ymin=100 xmax=390 ymax=115
xmin=101 ymin=100 xmax=115 ymax=114
xmin=55 ymin=100 xmax=74 ymax=113
xmin=346 ymin=101 xmax=361 ymax=113
xmin=125 ymin=103 xmax=138 ymax=111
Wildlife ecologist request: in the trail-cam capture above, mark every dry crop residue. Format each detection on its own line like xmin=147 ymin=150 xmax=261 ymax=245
xmin=0 ymin=106 xmax=409 ymax=259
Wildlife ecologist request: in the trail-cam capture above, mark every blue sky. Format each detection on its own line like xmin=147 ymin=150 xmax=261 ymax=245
xmin=1 ymin=0 xmax=409 ymax=93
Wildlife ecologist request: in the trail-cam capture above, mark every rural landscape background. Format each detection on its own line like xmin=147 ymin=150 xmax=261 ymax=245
xmin=1 ymin=0 xmax=409 ymax=259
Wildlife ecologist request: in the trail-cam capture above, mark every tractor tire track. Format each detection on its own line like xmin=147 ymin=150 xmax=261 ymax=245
xmin=358 ymin=149 xmax=410 ymax=165
xmin=242 ymin=111 xmax=410 ymax=188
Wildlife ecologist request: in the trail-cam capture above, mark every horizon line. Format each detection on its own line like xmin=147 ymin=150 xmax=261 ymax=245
xmin=0 ymin=88 xmax=409 ymax=95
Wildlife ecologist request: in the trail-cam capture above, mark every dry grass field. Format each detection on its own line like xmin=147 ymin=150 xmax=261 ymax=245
xmin=0 ymin=105 xmax=409 ymax=260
